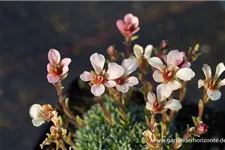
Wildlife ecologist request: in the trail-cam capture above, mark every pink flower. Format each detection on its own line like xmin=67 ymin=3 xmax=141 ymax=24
xmin=145 ymin=89 xmax=182 ymax=114
xmin=115 ymin=59 xmax=139 ymax=93
xmin=80 ymin=53 xmax=124 ymax=96
xmin=148 ymin=50 xmax=195 ymax=98
xmin=47 ymin=49 xmax=71 ymax=83
xmin=198 ymin=63 xmax=225 ymax=101
xmin=116 ymin=13 xmax=140 ymax=37
xmin=195 ymin=122 xmax=208 ymax=134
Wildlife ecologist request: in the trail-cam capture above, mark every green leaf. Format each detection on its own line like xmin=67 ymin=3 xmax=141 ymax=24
xmin=131 ymin=35 xmax=139 ymax=41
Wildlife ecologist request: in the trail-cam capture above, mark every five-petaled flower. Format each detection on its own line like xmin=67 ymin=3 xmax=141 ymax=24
xmin=29 ymin=104 xmax=56 ymax=127
xmin=80 ymin=53 xmax=124 ymax=96
xmin=198 ymin=63 xmax=225 ymax=101
xmin=148 ymin=50 xmax=195 ymax=98
xmin=115 ymin=59 xmax=139 ymax=93
xmin=145 ymin=89 xmax=182 ymax=114
xmin=116 ymin=13 xmax=140 ymax=37
xmin=47 ymin=49 xmax=71 ymax=83
xmin=132 ymin=44 xmax=153 ymax=68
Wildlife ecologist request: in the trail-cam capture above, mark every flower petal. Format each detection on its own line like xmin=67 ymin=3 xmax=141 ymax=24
xmin=198 ymin=79 xmax=204 ymax=88
xmin=61 ymin=66 xmax=69 ymax=75
xmin=126 ymin=76 xmax=139 ymax=86
xmin=144 ymin=44 xmax=153 ymax=59
xmin=32 ymin=118 xmax=46 ymax=127
xmin=121 ymin=59 xmax=137 ymax=75
xmin=167 ymin=50 xmax=183 ymax=68
xmin=152 ymin=70 xmax=164 ymax=82
xmin=180 ymin=61 xmax=191 ymax=68
xmin=60 ymin=58 xmax=71 ymax=67
xmin=133 ymin=44 xmax=143 ymax=60
xmin=164 ymin=99 xmax=182 ymax=110
xmin=176 ymin=68 xmax=195 ymax=81
xmin=167 ymin=80 xmax=182 ymax=91
xmin=106 ymin=63 xmax=124 ymax=80
xmin=90 ymin=53 xmax=105 ymax=75
xmin=116 ymin=84 xmax=129 ymax=93
xmin=116 ymin=20 xmax=125 ymax=32
xmin=47 ymin=63 xmax=52 ymax=73
xmin=207 ymin=89 xmax=221 ymax=101
xmin=132 ymin=16 xmax=139 ymax=27
xmin=202 ymin=64 xmax=211 ymax=80
xmin=104 ymin=80 xmax=116 ymax=87
xmin=146 ymin=101 xmax=154 ymax=111
xmin=29 ymin=104 xmax=42 ymax=119
xmin=218 ymin=78 xmax=225 ymax=88
xmin=80 ymin=71 xmax=92 ymax=81
xmin=91 ymin=84 xmax=105 ymax=96
xmin=48 ymin=49 xmax=61 ymax=65
xmin=124 ymin=13 xmax=134 ymax=25
xmin=214 ymin=62 xmax=225 ymax=81
xmin=157 ymin=83 xmax=172 ymax=100
xmin=47 ymin=74 xmax=60 ymax=83
xmin=148 ymin=57 xmax=164 ymax=72
xmin=147 ymin=92 xmax=156 ymax=103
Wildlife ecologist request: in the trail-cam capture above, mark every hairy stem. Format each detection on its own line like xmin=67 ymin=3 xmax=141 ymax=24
xmin=125 ymin=36 xmax=131 ymax=57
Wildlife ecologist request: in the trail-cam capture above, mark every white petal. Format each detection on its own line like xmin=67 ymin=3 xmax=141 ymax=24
xmin=202 ymin=64 xmax=211 ymax=80
xmin=146 ymin=101 xmax=154 ymax=111
xmin=148 ymin=57 xmax=164 ymax=72
xmin=218 ymin=78 xmax=225 ymax=88
xmin=157 ymin=83 xmax=172 ymax=100
xmin=91 ymin=84 xmax=105 ymax=96
xmin=32 ymin=118 xmax=46 ymax=127
xmin=116 ymin=84 xmax=129 ymax=93
xmin=106 ymin=63 xmax=124 ymax=80
xmin=29 ymin=104 xmax=42 ymax=119
xmin=104 ymin=80 xmax=116 ymax=87
xmin=207 ymin=89 xmax=221 ymax=101
xmin=147 ymin=92 xmax=156 ymax=103
xmin=167 ymin=50 xmax=183 ymax=68
xmin=121 ymin=59 xmax=137 ymax=75
xmin=90 ymin=53 xmax=105 ymax=75
xmin=198 ymin=79 xmax=204 ymax=88
xmin=167 ymin=80 xmax=182 ymax=91
xmin=164 ymin=99 xmax=182 ymax=110
xmin=214 ymin=63 xmax=225 ymax=81
xmin=133 ymin=44 xmax=143 ymax=60
xmin=144 ymin=44 xmax=153 ymax=59
xmin=126 ymin=76 xmax=139 ymax=86
xmin=80 ymin=71 xmax=92 ymax=81
xmin=152 ymin=70 xmax=164 ymax=82
xmin=176 ymin=68 xmax=195 ymax=81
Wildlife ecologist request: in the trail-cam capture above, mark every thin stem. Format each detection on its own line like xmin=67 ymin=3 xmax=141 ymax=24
xmin=125 ymin=36 xmax=131 ymax=57
xmin=97 ymin=96 xmax=114 ymax=126
xmin=114 ymin=92 xmax=128 ymax=121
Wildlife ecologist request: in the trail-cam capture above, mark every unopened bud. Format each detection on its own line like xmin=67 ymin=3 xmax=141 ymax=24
xmin=107 ymin=46 xmax=117 ymax=61
xmin=160 ymin=40 xmax=168 ymax=50
xmin=195 ymin=122 xmax=208 ymax=134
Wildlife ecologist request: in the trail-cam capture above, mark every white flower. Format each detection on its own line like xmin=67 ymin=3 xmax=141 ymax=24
xmin=80 ymin=53 xmax=124 ymax=96
xmin=148 ymin=50 xmax=195 ymax=98
xmin=198 ymin=63 xmax=225 ymax=101
xmin=132 ymin=44 xmax=153 ymax=68
xmin=146 ymin=88 xmax=182 ymax=114
xmin=115 ymin=59 xmax=139 ymax=93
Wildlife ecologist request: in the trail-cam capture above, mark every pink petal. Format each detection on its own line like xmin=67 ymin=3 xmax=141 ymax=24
xmin=91 ymin=84 xmax=105 ymax=96
xmin=167 ymin=50 xmax=183 ymax=68
xmin=116 ymin=20 xmax=125 ymax=32
xmin=179 ymin=61 xmax=191 ymax=68
xmin=104 ymin=80 xmax=116 ymax=87
xmin=214 ymin=63 xmax=225 ymax=81
xmin=47 ymin=63 xmax=52 ymax=73
xmin=90 ymin=53 xmax=105 ymax=75
xmin=124 ymin=13 xmax=134 ymax=25
xmin=152 ymin=70 xmax=164 ymax=82
xmin=60 ymin=58 xmax=71 ymax=67
xmin=47 ymin=74 xmax=60 ymax=83
xmin=207 ymin=89 xmax=221 ymax=101
xmin=48 ymin=49 xmax=61 ymax=65
xmin=202 ymin=64 xmax=212 ymax=80
xmin=80 ymin=71 xmax=92 ymax=82
xmin=176 ymin=68 xmax=195 ymax=81
xmin=121 ymin=59 xmax=137 ymax=75
xmin=148 ymin=57 xmax=164 ymax=72
xmin=106 ymin=63 xmax=124 ymax=80
xmin=132 ymin=16 xmax=139 ymax=27
xmin=61 ymin=66 xmax=69 ymax=75
xmin=126 ymin=76 xmax=139 ymax=86
xmin=116 ymin=84 xmax=129 ymax=93
xmin=164 ymin=99 xmax=182 ymax=110
xmin=131 ymin=27 xmax=140 ymax=35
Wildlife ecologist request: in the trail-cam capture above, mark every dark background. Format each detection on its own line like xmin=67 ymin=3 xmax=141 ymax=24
xmin=1 ymin=1 xmax=225 ymax=150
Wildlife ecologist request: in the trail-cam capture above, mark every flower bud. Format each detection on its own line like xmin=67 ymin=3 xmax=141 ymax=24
xmin=195 ymin=122 xmax=208 ymax=134
xmin=160 ymin=40 xmax=168 ymax=50
xmin=107 ymin=46 xmax=117 ymax=61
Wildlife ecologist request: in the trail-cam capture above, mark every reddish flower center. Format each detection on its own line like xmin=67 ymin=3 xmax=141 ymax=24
xmin=91 ymin=75 xmax=104 ymax=85
xmin=153 ymin=102 xmax=163 ymax=112
xmin=163 ymin=70 xmax=174 ymax=81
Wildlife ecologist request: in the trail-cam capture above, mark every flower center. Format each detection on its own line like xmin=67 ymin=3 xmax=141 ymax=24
xmin=91 ymin=75 xmax=104 ymax=85
xmin=163 ymin=70 xmax=174 ymax=81
xmin=115 ymin=77 xmax=126 ymax=85
xmin=153 ymin=102 xmax=163 ymax=112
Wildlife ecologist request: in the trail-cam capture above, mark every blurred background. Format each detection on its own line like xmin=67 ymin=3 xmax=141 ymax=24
xmin=1 ymin=1 xmax=225 ymax=150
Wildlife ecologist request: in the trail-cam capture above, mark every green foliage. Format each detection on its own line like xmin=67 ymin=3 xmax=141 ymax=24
xmin=75 ymin=94 xmax=147 ymax=150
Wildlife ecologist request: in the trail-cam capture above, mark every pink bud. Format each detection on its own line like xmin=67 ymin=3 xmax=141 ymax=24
xmin=196 ymin=123 xmax=209 ymax=134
